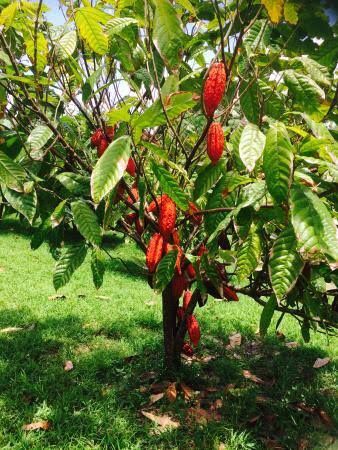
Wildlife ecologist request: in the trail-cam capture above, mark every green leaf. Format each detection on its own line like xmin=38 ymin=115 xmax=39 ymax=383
xmin=269 ymin=226 xmax=304 ymax=301
xmin=240 ymin=81 xmax=260 ymax=124
xmin=91 ymin=136 xmax=131 ymax=204
xmin=75 ymin=7 xmax=109 ymax=55
xmin=152 ymin=0 xmax=185 ymax=68
xmin=243 ymin=20 xmax=270 ymax=56
xmin=71 ymin=201 xmax=102 ymax=246
xmin=0 ymin=2 xmax=18 ymax=28
xmin=284 ymin=1 xmax=299 ymax=24
xmin=106 ymin=17 xmax=138 ymax=35
xmin=142 ymin=141 xmax=188 ymax=179
xmin=290 ymin=184 xmax=338 ymax=263
xmin=51 ymin=200 xmax=67 ymax=228
xmin=222 ymin=172 xmax=253 ymax=193
xmin=151 ymin=161 xmax=189 ymax=210
xmin=259 ymin=296 xmax=277 ymax=335
xmin=26 ymin=33 xmax=48 ymax=72
xmin=296 ymin=56 xmax=330 ymax=87
xmin=176 ymin=0 xmax=196 ymax=15
xmin=236 ymin=224 xmax=262 ymax=281
xmin=263 ymin=122 xmax=294 ymax=204
xmin=261 ymin=0 xmax=284 ymax=23
xmin=91 ymin=247 xmax=105 ymax=289
xmin=82 ymin=67 xmax=103 ymax=103
xmin=27 ymin=125 xmax=53 ymax=160
xmin=205 ymin=176 xmax=228 ymax=235
xmin=56 ymin=172 xmax=90 ymax=195
xmin=57 ymin=30 xmax=77 ymax=59
xmin=239 ymin=123 xmax=266 ymax=172
xmin=154 ymin=249 xmax=178 ymax=292
xmin=0 ymin=151 xmax=26 ymax=192
xmin=283 ymin=70 xmax=325 ymax=116
xmin=53 ymin=243 xmax=87 ymax=290
xmin=1 ymin=185 xmax=37 ymax=224
xmin=193 ymin=160 xmax=224 ymax=201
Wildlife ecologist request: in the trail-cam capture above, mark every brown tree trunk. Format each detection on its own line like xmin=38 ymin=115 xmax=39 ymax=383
xmin=162 ymin=283 xmax=180 ymax=372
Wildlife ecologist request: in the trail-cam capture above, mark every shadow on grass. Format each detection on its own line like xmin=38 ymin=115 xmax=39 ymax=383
xmin=0 ymin=307 xmax=336 ymax=449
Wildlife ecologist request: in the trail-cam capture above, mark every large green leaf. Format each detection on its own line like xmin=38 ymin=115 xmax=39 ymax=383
xmin=106 ymin=17 xmax=138 ymax=36
xmin=259 ymin=296 xmax=277 ymax=336
xmin=91 ymin=247 xmax=105 ymax=289
xmin=239 ymin=123 xmax=266 ymax=172
xmin=71 ymin=201 xmax=102 ymax=246
xmin=154 ymin=249 xmax=178 ymax=292
xmin=269 ymin=226 xmax=304 ymax=301
xmin=53 ymin=243 xmax=87 ymax=290
xmin=193 ymin=160 xmax=224 ymax=201
xmin=239 ymin=81 xmax=260 ymax=124
xmin=57 ymin=30 xmax=77 ymax=59
xmin=0 ymin=151 xmax=26 ymax=192
xmin=205 ymin=176 xmax=228 ymax=235
xmin=261 ymin=0 xmax=284 ymax=23
xmin=27 ymin=125 xmax=53 ymax=160
xmin=236 ymin=224 xmax=262 ymax=281
xmin=51 ymin=200 xmax=67 ymax=228
xmin=1 ymin=185 xmax=37 ymax=224
xmin=75 ymin=7 xmax=109 ymax=55
xmin=152 ymin=0 xmax=185 ymax=68
xmin=26 ymin=33 xmax=48 ymax=72
xmin=91 ymin=136 xmax=131 ymax=204
xmin=290 ymin=184 xmax=338 ymax=263
xmin=263 ymin=122 xmax=294 ymax=204
xmin=295 ymin=56 xmax=330 ymax=87
xmin=243 ymin=19 xmax=270 ymax=56
xmin=56 ymin=172 xmax=90 ymax=196
xmin=283 ymin=70 xmax=325 ymax=116
xmin=151 ymin=161 xmax=189 ymax=210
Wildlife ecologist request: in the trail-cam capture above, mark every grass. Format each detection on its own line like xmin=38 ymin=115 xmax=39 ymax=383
xmin=0 ymin=218 xmax=336 ymax=450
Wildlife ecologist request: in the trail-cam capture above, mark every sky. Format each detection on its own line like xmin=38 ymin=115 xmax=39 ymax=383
xmin=44 ymin=0 xmax=64 ymax=25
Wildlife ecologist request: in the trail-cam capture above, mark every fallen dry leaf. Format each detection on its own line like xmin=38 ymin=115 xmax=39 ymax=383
xmin=298 ymin=439 xmax=310 ymax=450
xmin=243 ymin=370 xmax=266 ymax=385
xmin=210 ymin=398 xmax=223 ymax=410
xmin=276 ymin=331 xmax=285 ymax=340
xmin=95 ymin=295 xmax=110 ymax=300
xmin=22 ymin=421 xmax=51 ymax=431
xmin=64 ymin=360 xmax=73 ymax=372
xmin=0 ymin=326 xmax=23 ymax=333
xmin=256 ymin=395 xmax=271 ymax=404
xmin=226 ymin=332 xmax=242 ymax=349
xmin=285 ymin=341 xmax=299 ymax=348
xmin=149 ymin=392 xmax=164 ymax=404
xmin=141 ymin=410 xmax=179 ymax=429
xmin=317 ymin=409 xmax=333 ymax=428
xmin=48 ymin=294 xmax=66 ymax=301
xmin=145 ymin=300 xmax=156 ymax=306
xmin=140 ymin=371 xmax=157 ymax=382
xmin=313 ymin=357 xmax=330 ymax=369
xmin=165 ymin=382 xmax=177 ymax=403
xmin=292 ymin=402 xmax=316 ymax=414
xmin=180 ymin=382 xmax=194 ymax=401
xmin=150 ymin=381 xmax=170 ymax=394
xmin=247 ymin=414 xmax=262 ymax=425
xmin=187 ymin=407 xmax=221 ymax=424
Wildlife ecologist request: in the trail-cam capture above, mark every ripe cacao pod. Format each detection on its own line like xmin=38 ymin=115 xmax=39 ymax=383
xmin=207 ymin=122 xmax=224 ymax=163
xmin=223 ymin=285 xmax=239 ymax=301
xmin=186 ymin=263 xmax=196 ymax=280
xmin=127 ymin=184 xmax=139 ymax=204
xmin=147 ymin=194 xmax=169 ymax=215
xmin=159 ymin=196 xmax=176 ymax=240
xmin=97 ymin=137 xmax=109 ymax=157
xmin=172 ymin=274 xmax=188 ymax=299
xmin=197 ymin=244 xmax=208 ymax=257
xmin=126 ymin=157 xmax=136 ymax=177
xmin=182 ymin=341 xmax=194 ymax=357
xmin=183 ymin=290 xmax=192 ymax=311
xmin=172 ymin=229 xmax=180 ymax=246
xmin=146 ymin=233 xmax=164 ymax=273
xmin=105 ymin=125 xmax=115 ymax=141
xmin=125 ymin=212 xmax=137 ymax=225
xmin=202 ymin=62 xmax=226 ymax=117
xmin=91 ymin=128 xmax=104 ymax=148
xmin=187 ymin=314 xmax=201 ymax=347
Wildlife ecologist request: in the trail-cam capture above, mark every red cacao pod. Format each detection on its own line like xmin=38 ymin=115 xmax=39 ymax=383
xmin=126 ymin=157 xmax=136 ymax=177
xmin=183 ymin=290 xmax=192 ymax=311
xmin=197 ymin=244 xmax=208 ymax=257
xmin=91 ymin=128 xmax=104 ymax=147
xmin=172 ymin=229 xmax=180 ymax=245
xmin=125 ymin=212 xmax=137 ymax=225
xmin=147 ymin=194 xmax=169 ymax=215
xmin=223 ymin=285 xmax=239 ymax=301
xmin=186 ymin=263 xmax=196 ymax=280
xmin=172 ymin=274 xmax=188 ymax=299
xmin=146 ymin=233 xmax=164 ymax=273
xmin=127 ymin=184 xmax=139 ymax=204
xmin=159 ymin=196 xmax=176 ymax=240
xmin=188 ymin=202 xmax=202 ymax=225
xmin=182 ymin=341 xmax=194 ymax=357
xmin=97 ymin=137 xmax=109 ymax=157
xmin=202 ymin=62 xmax=226 ymax=117
xmin=105 ymin=125 xmax=115 ymax=142
xmin=207 ymin=122 xmax=224 ymax=164
xmin=187 ymin=314 xmax=201 ymax=347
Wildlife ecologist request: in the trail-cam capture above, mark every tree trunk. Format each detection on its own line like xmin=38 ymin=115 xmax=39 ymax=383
xmin=162 ymin=283 xmax=180 ymax=372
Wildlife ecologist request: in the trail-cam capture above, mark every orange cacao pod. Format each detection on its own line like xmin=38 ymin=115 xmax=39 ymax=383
xmin=207 ymin=122 xmax=224 ymax=164
xmin=105 ymin=125 xmax=115 ymax=142
xmin=187 ymin=314 xmax=201 ymax=347
xmin=147 ymin=194 xmax=169 ymax=215
xmin=159 ymin=196 xmax=176 ymax=240
xmin=186 ymin=263 xmax=196 ymax=280
xmin=97 ymin=137 xmax=109 ymax=157
xmin=146 ymin=233 xmax=164 ymax=273
xmin=126 ymin=157 xmax=136 ymax=177
xmin=203 ymin=62 xmax=226 ymax=117
xmin=172 ymin=229 xmax=180 ymax=245
xmin=182 ymin=341 xmax=194 ymax=357
xmin=172 ymin=274 xmax=188 ymax=299
xmin=223 ymin=285 xmax=239 ymax=301
xmin=183 ymin=290 xmax=192 ymax=311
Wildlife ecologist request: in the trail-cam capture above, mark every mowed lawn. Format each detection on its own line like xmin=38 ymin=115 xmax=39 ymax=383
xmin=0 ymin=219 xmax=336 ymax=450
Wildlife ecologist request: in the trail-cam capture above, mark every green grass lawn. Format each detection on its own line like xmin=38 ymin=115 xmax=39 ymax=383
xmin=0 ymin=218 xmax=336 ymax=450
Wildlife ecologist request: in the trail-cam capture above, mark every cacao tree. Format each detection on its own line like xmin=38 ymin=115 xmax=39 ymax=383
xmin=0 ymin=0 xmax=337 ymax=371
